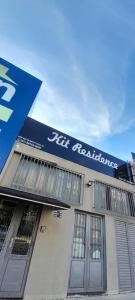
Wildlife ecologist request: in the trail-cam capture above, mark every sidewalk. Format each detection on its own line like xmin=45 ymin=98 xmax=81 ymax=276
xmin=67 ymin=292 xmax=135 ymax=300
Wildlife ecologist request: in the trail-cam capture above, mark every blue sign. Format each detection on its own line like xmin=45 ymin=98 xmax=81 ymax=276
xmin=18 ymin=117 xmax=133 ymax=182
xmin=0 ymin=58 xmax=42 ymax=173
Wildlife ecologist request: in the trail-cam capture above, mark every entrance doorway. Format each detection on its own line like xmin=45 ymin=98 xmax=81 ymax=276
xmin=69 ymin=212 xmax=105 ymax=293
xmin=0 ymin=199 xmax=40 ymax=298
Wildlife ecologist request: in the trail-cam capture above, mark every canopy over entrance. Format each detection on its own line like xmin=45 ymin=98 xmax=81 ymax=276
xmin=0 ymin=186 xmax=70 ymax=210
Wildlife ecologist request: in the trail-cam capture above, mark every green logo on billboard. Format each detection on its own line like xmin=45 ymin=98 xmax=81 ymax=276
xmin=0 ymin=64 xmax=17 ymax=85
xmin=0 ymin=105 xmax=13 ymax=122
xmin=0 ymin=64 xmax=17 ymax=122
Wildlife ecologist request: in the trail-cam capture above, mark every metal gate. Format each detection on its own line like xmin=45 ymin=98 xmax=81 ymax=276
xmin=68 ymin=212 xmax=105 ymax=293
xmin=0 ymin=199 xmax=40 ymax=298
xmin=116 ymin=220 xmax=135 ymax=291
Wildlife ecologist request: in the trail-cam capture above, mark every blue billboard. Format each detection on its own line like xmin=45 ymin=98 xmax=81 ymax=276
xmin=18 ymin=117 xmax=133 ymax=182
xmin=0 ymin=58 xmax=42 ymax=173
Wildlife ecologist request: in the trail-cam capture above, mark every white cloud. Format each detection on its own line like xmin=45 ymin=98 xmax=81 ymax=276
xmin=0 ymin=3 xmax=135 ymax=147
xmin=31 ymin=74 xmax=111 ymax=146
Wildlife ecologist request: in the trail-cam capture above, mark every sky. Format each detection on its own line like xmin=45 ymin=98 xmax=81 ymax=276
xmin=1 ymin=0 xmax=135 ymax=162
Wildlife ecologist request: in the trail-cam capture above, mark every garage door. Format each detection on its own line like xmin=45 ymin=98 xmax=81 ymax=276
xmin=116 ymin=220 xmax=135 ymax=291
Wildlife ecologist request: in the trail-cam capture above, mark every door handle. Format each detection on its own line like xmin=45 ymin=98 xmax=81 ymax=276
xmin=9 ymin=237 xmax=14 ymax=248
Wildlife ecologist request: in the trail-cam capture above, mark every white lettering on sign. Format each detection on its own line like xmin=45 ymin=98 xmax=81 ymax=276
xmin=0 ymin=79 xmax=16 ymax=102
xmin=48 ymin=131 xmax=70 ymax=148
xmin=47 ymin=132 xmax=118 ymax=170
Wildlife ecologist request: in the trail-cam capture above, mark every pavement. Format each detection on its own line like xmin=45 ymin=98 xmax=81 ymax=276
xmin=67 ymin=292 xmax=135 ymax=300
xmin=22 ymin=292 xmax=135 ymax=300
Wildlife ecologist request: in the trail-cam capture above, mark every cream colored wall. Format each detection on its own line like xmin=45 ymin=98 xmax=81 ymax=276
xmin=1 ymin=141 xmax=135 ymax=298
xmin=24 ymin=207 xmax=75 ymax=299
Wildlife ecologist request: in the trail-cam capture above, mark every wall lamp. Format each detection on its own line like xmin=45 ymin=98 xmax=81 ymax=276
xmin=86 ymin=180 xmax=94 ymax=187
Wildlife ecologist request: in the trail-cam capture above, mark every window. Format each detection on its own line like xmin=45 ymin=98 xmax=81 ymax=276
xmin=72 ymin=213 xmax=86 ymax=259
xmin=95 ymin=182 xmax=106 ymax=210
xmin=110 ymin=188 xmax=129 ymax=215
xmin=11 ymin=154 xmax=82 ymax=205
xmin=90 ymin=216 xmax=102 ymax=260
xmin=94 ymin=181 xmax=133 ymax=217
xmin=12 ymin=205 xmax=39 ymax=255
xmin=72 ymin=213 xmax=103 ymax=260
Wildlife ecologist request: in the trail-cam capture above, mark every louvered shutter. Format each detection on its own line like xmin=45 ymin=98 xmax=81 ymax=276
xmin=127 ymin=223 xmax=135 ymax=289
xmin=115 ymin=220 xmax=132 ymax=291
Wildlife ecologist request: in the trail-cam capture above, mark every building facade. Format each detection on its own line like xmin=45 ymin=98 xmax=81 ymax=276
xmin=0 ymin=117 xmax=135 ymax=300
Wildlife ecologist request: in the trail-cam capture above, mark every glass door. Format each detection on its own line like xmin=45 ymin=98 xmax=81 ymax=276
xmin=0 ymin=201 xmax=40 ymax=299
xmin=69 ymin=212 xmax=105 ymax=294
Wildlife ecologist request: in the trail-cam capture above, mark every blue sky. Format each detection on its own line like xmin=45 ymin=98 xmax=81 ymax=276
xmin=1 ymin=0 xmax=135 ymax=161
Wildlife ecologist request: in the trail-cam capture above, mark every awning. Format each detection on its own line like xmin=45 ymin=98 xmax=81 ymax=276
xmin=0 ymin=186 xmax=70 ymax=210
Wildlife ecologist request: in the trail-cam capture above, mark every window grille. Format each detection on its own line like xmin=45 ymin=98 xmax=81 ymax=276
xmin=11 ymin=154 xmax=82 ymax=204
xmin=94 ymin=181 xmax=134 ymax=217
xmin=72 ymin=213 xmax=102 ymax=260
xmin=90 ymin=216 xmax=102 ymax=260
xmin=72 ymin=212 xmax=86 ymax=259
